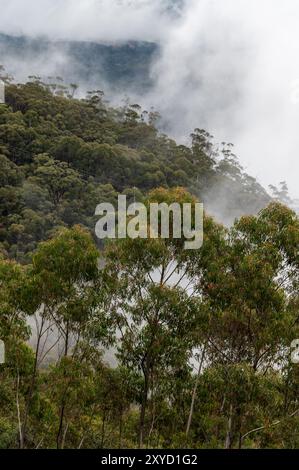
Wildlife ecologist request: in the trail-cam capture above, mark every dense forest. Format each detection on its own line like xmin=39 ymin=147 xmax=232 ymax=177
xmin=0 ymin=75 xmax=298 ymax=449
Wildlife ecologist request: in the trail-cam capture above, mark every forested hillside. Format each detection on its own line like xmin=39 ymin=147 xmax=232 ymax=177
xmin=0 ymin=77 xmax=298 ymax=449
xmin=0 ymin=78 xmax=270 ymax=261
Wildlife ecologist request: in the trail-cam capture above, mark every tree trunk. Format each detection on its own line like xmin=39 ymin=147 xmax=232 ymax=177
xmin=61 ymin=422 xmax=69 ymax=449
xmin=118 ymin=407 xmax=123 ymax=449
xmin=56 ymin=322 xmax=70 ymax=449
xmin=225 ymin=403 xmax=234 ymax=449
xmin=186 ymin=345 xmax=206 ymax=437
xmin=21 ymin=315 xmax=44 ymax=446
xmin=101 ymin=408 xmax=106 ymax=448
xmin=56 ymin=402 xmax=66 ymax=449
xmin=16 ymin=372 xmax=24 ymax=449
xmin=64 ymin=321 xmax=69 ymax=357
xmin=138 ymin=367 xmax=149 ymax=448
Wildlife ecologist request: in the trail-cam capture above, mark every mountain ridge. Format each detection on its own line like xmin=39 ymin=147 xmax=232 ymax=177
xmin=0 ymin=32 xmax=158 ymax=92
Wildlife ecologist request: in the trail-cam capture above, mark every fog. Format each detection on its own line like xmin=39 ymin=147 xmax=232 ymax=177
xmin=148 ymin=0 xmax=299 ymax=200
xmin=1 ymin=0 xmax=299 ymax=198
xmin=0 ymin=0 xmax=178 ymax=42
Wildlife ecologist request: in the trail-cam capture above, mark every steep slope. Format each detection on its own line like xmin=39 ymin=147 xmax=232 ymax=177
xmin=0 ymin=81 xmax=270 ymax=262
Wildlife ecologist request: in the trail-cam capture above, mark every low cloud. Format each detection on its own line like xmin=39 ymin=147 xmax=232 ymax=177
xmin=1 ymin=0 xmax=299 ymax=199
xmin=148 ymin=0 xmax=299 ymax=199
xmin=0 ymin=0 xmax=176 ymax=42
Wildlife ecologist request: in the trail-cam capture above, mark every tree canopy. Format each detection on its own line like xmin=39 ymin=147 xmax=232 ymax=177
xmin=0 ymin=76 xmax=298 ymax=449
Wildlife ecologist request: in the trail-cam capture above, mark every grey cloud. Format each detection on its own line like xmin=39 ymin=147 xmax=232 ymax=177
xmin=145 ymin=0 xmax=299 ymax=199
xmin=0 ymin=0 xmax=177 ymax=42
xmin=1 ymin=0 xmax=299 ymax=198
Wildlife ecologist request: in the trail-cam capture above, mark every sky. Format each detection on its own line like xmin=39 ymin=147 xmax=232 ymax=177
xmin=0 ymin=0 xmax=299 ymax=199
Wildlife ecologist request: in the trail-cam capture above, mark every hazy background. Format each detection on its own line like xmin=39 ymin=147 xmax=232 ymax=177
xmin=1 ymin=0 xmax=299 ymax=199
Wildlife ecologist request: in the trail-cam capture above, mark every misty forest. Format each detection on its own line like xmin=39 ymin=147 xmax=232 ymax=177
xmin=0 ymin=70 xmax=298 ymax=450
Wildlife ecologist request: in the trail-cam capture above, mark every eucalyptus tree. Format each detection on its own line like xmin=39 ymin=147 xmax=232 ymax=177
xmin=102 ymin=187 xmax=210 ymax=447
xmin=0 ymin=255 xmax=36 ymax=448
xmin=26 ymin=225 xmax=106 ymax=448
xmin=187 ymin=202 xmax=299 ymax=447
